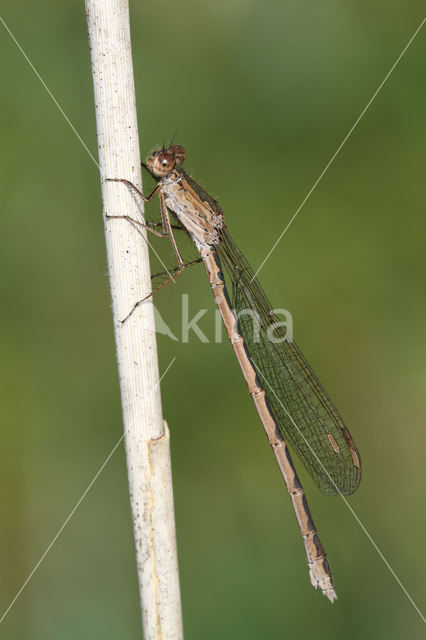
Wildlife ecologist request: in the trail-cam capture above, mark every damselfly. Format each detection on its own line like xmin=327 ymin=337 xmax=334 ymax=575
xmin=107 ymin=144 xmax=362 ymax=601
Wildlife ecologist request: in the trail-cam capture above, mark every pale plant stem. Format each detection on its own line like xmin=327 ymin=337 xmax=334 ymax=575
xmin=85 ymin=1 xmax=183 ymax=638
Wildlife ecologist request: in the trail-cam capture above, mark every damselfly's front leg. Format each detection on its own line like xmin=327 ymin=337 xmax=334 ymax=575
xmin=107 ymin=177 xmax=161 ymax=202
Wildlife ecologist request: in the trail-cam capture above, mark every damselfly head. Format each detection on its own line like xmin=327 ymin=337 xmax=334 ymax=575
xmin=146 ymin=145 xmax=186 ymax=178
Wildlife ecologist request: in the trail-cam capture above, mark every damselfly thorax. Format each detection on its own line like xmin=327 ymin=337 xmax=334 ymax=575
xmin=160 ymin=167 xmax=225 ymax=249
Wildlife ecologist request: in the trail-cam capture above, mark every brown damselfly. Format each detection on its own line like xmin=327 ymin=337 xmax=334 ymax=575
xmin=107 ymin=144 xmax=362 ymax=601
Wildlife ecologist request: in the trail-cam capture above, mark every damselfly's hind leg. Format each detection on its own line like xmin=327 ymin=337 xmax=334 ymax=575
xmin=150 ymin=259 xmax=202 ymax=282
xmin=120 ymin=258 xmax=202 ymax=324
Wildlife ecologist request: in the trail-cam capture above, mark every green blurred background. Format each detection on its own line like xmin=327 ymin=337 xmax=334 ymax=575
xmin=1 ymin=2 xmax=425 ymax=638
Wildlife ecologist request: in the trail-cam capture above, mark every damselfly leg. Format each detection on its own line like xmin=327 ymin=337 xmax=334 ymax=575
xmin=106 ymin=176 xmax=200 ymax=322
xmin=151 ymin=259 xmax=202 ymax=283
xmin=119 ymin=256 xmax=201 ymax=323
xmin=107 ymin=177 xmax=161 ymax=202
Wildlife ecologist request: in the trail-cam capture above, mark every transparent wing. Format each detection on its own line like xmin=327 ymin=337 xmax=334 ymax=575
xmin=217 ymin=231 xmax=361 ymax=496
